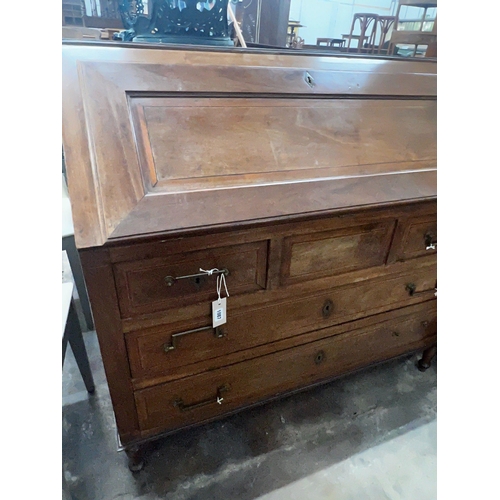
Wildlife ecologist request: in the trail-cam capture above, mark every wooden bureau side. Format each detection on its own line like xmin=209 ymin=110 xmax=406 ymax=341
xmin=78 ymin=248 xmax=141 ymax=444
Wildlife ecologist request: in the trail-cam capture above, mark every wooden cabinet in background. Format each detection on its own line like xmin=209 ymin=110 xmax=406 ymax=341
xmin=235 ymin=0 xmax=291 ymax=47
xmin=62 ymin=41 xmax=437 ymax=471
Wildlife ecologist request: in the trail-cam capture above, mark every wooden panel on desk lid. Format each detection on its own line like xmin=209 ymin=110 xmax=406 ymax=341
xmin=62 ymin=42 xmax=436 ymax=249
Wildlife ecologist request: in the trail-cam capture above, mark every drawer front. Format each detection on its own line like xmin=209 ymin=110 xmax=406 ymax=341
xmin=135 ymin=303 xmax=436 ymax=433
xmin=388 ymin=214 xmax=437 ymax=262
xmin=114 ymin=241 xmax=268 ymax=317
xmin=126 ymin=264 xmax=436 ymax=380
xmin=281 ymin=220 xmax=396 ymax=285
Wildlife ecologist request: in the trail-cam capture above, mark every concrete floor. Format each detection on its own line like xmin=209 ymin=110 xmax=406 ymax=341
xmin=62 ymin=325 xmax=437 ymax=500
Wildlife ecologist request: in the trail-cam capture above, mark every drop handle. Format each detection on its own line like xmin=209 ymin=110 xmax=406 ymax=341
xmin=174 ymin=384 xmax=230 ymax=412
xmin=163 ymin=325 xmax=227 ymax=353
xmin=424 ymin=233 xmax=437 ymax=251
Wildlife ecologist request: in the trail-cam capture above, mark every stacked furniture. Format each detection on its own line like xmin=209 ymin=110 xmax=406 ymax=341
xmin=62 ymin=41 xmax=437 ymax=471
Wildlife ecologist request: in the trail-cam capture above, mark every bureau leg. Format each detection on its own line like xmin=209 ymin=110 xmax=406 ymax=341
xmin=125 ymin=445 xmax=145 ymax=473
xmin=418 ymin=345 xmax=437 ymax=372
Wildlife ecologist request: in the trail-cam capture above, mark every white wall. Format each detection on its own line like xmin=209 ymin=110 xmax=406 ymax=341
xmin=289 ymin=0 xmax=436 ymax=45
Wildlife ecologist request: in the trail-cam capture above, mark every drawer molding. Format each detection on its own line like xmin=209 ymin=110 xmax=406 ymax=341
xmin=135 ymin=302 xmax=437 ymax=433
xmin=281 ymin=220 xmax=396 ymax=286
xmin=114 ymin=240 xmax=269 ymax=317
xmin=126 ymin=264 xmax=436 ymax=382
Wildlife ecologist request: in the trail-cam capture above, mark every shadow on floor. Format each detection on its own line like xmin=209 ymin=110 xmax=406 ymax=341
xmin=63 ymin=331 xmax=436 ymax=500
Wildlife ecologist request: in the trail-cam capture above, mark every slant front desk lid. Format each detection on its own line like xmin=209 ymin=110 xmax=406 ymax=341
xmin=62 ymin=41 xmax=436 ymax=249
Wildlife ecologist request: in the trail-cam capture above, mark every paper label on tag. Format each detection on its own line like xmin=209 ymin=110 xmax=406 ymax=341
xmin=212 ymin=297 xmax=227 ymax=328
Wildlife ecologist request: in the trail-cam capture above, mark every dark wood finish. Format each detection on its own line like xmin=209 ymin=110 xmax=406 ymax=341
xmin=62 ymin=42 xmax=436 ymax=249
xmin=258 ymin=0 xmax=292 ymax=47
xmin=126 ymin=264 xmax=436 ymax=382
xmin=114 ymin=240 xmax=268 ymax=317
xmin=235 ymin=0 xmax=291 ymax=47
xmin=131 ymin=97 xmax=435 ymax=194
xmin=418 ymin=344 xmax=437 ymax=371
xmin=281 ymin=219 xmax=396 ymax=285
xmin=388 ymin=213 xmax=437 ymax=263
xmin=125 ymin=445 xmax=145 ymax=473
xmin=135 ymin=302 xmax=436 ymax=434
xmin=62 ymin=43 xmax=436 ymax=460
xmin=79 ymin=249 xmax=141 ymax=443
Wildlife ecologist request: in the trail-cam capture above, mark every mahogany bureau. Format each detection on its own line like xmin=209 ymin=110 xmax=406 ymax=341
xmin=62 ymin=41 xmax=437 ymax=471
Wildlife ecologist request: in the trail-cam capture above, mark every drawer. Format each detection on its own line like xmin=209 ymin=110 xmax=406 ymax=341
xmin=126 ymin=264 xmax=436 ymax=380
xmin=280 ymin=220 xmax=396 ymax=285
xmin=388 ymin=214 xmax=437 ymax=263
xmin=135 ymin=302 xmax=436 ymax=433
xmin=114 ymin=241 xmax=268 ymax=317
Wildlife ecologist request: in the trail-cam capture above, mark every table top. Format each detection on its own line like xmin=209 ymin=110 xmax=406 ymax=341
xmin=342 ymin=34 xmax=368 ymax=39
xmin=317 ymin=38 xmax=345 ymax=43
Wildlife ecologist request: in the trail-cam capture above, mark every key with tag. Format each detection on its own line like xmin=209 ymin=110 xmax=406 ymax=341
xmin=212 ymin=273 xmax=229 ymax=328
xmin=212 ymin=297 xmax=227 ymax=328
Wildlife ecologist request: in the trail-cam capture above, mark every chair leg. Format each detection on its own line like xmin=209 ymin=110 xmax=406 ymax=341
xmin=63 ymin=236 xmax=94 ymax=331
xmin=65 ymin=300 xmax=95 ymax=393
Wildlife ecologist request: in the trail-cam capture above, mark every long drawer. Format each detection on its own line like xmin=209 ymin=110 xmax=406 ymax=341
xmin=134 ymin=302 xmax=436 ymax=434
xmin=126 ymin=263 xmax=436 ymax=380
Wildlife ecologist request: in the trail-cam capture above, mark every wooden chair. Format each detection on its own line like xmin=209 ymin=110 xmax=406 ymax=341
xmin=345 ymin=13 xmax=379 ymax=53
xmin=374 ymin=16 xmax=397 ymax=54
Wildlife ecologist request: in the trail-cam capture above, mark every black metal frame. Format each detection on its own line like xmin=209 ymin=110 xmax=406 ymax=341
xmin=117 ymin=0 xmax=234 ymax=45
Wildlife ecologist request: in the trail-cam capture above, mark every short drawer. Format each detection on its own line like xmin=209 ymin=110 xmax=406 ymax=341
xmin=114 ymin=241 xmax=268 ymax=317
xmin=388 ymin=214 xmax=437 ymax=262
xmin=280 ymin=220 xmax=396 ymax=285
xmin=126 ymin=263 xmax=436 ymax=380
xmin=134 ymin=302 xmax=436 ymax=433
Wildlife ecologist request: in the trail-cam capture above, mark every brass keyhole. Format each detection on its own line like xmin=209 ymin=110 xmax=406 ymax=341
xmin=315 ymin=350 xmax=325 ymax=365
xmin=305 ymin=72 xmax=315 ymax=88
xmin=322 ymin=300 xmax=334 ymax=318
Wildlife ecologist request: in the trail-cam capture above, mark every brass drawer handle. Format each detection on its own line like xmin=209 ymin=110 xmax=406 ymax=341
xmin=164 ymin=326 xmax=227 ymax=353
xmin=424 ymin=234 xmax=437 ymax=251
xmin=174 ymin=384 xmax=230 ymax=412
xmin=322 ymin=299 xmax=334 ymax=319
xmin=164 ymin=268 xmax=229 ymax=287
